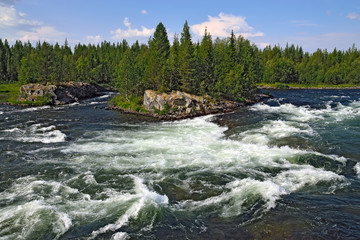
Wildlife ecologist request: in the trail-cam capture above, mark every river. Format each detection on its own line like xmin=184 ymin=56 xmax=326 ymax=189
xmin=1 ymin=89 xmax=360 ymax=239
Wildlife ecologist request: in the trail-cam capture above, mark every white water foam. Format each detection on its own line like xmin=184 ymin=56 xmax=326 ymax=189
xmin=111 ymin=232 xmax=129 ymax=240
xmin=0 ymin=102 xmax=351 ymax=239
xmin=1 ymin=123 xmax=66 ymax=143
xmin=251 ymin=99 xmax=360 ymax=123
xmin=18 ymin=105 xmax=51 ymax=112
xmin=354 ymin=163 xmax=360 ymax=178
xmin=239 ymin=120 xmax=314 ymax=144
xmin=177 ymin=178 xmax=287 ymax=217
xmin=61 ymin=115 xmax=347 ymax=224
xmin=3 ymin=127 xmax=24 ymax=133
xmin=0 ymin=200 xmax=72 ymax=239
xmin=88 ymin=176 xmax=168 ymax=239
xmin=272 ymin=167 xmax=346 ymax=192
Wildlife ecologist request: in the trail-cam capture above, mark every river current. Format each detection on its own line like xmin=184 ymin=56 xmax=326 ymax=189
xmin=1 ymin=89 xmax=360 ymax=239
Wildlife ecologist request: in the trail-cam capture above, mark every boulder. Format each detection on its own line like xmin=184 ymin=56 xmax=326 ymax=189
xmin=18 ymin=82 xmax=103 ymax=105
xmin=143 ymin=90 xmax=242 ymax=119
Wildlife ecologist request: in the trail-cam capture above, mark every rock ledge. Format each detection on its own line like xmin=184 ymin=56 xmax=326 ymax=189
xmin=17 ymin=82 xmax=106 ymax=105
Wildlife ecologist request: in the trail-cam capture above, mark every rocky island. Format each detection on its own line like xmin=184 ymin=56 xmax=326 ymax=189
xmin=108 ymin=89 xmax=270 ymax=120
xmin=16 ymin=82 xmax=106 ymax=105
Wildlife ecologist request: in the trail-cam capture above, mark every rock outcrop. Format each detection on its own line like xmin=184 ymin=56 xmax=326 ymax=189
xmin=18 ymin=82 xmax=105 ymax=105
xmin=143 ymin=90 xmax=245 ymax=119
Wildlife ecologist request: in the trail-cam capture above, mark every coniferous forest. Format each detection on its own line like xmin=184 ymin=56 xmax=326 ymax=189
xmin=1 ymin=21 xmax=360 ymax=101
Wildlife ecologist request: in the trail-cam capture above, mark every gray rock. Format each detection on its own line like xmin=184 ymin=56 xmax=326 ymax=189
xmin=143 ymin=89 xmax=241 ymax=119
xmin=17 ymin=82 xmax=102 ymax=105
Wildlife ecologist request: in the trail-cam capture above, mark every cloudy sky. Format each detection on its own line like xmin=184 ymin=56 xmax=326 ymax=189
xmin=0 ymin=0 xmax=359 ymax=52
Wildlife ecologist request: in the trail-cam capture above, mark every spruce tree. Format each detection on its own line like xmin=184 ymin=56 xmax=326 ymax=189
xmin=179 ymin=20 xmax=195 ymax=93
xmin=198 ymin=28 xmax=214 ymax=94
xmin=145 ymin=22 xmax=170 ymax=91
xmin=165 ymin=35 xmax=180 ymax=91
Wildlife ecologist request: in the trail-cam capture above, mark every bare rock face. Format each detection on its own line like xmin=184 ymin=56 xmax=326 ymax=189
xmin=18 ymin=82 xmax=103 ymax=105
xmin=143 ymin=90 xmax=243 ymax=119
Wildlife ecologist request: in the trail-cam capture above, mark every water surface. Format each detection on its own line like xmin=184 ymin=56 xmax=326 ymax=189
xmin=1 ymin=90 xmax=360 ymax=239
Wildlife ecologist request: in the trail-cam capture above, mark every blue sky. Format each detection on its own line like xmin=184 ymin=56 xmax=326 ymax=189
xmin=1 ymin=0 xmax=360 ymax=52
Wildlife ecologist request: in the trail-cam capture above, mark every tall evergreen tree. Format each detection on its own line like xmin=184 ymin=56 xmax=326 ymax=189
xmin=198 ymin=28 xmax=215 ymax=94
xmin=166 ymin=34 xmax=181 ymax=91
xmin=179 ymin=20 xmax=195 ymax=93
xmin=145 ymin=22 xmax=170 ymax=91
xmin=115 ymin=48 xmax=136 ymax=98
xmin=0 ymin=39 xmax=7 ymax=82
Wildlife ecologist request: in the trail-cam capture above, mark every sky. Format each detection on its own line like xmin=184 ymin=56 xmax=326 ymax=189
xmin=1 ymin=0 xmax=360 ymax=52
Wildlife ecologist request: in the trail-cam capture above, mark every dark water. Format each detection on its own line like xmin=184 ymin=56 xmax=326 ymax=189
xmin=0 ymin=90 xmax=360 ymax=240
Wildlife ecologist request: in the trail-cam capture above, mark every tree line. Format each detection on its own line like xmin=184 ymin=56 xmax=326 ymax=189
xmin=1 ymin=21 xmax=359 ymax=101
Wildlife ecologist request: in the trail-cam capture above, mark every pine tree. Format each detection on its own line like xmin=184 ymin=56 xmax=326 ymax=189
xmin=0 ymin=39 xmax=7 ymax=82
xmin=198 ymin=27 xmax=215 ymax=94
xmin=166 ymin=34 xmax=181 ymax=91
xmin=145 ymin=22 xmax=170 ymax=91
xmin=116 ymin=48 xmax=136 ymax=98
xmin=179 ymin=20 xmax=195 ymax=93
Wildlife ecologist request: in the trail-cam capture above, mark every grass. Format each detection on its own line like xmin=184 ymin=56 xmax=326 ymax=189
xmin=256 ymin=82 xmax=360 ymax=89
xmin=109 ymin=95 xmax=148 ymax=113
xmin=0 ymin=82 xmax=53 ymax=106
xmin=9 ymin=94 xmax=53 ymax=106
xmin=0 ymin=82 xmax=22 ymax=104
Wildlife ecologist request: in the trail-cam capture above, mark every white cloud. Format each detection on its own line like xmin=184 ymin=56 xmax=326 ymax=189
xmin=0 ymin=4 xmax=41 ymax=28
xmin=347 ymin=12 xmax=360 ymax=20
xmin=18 ymin=26 xmax=66 ymax=42
xmin=191 ymin=12 xmax=264 ymax=39
xmin=0 ymin=2 xmax=66 ymax=43
xmin=141 ymin=9 xmax=148 ymax=15
xmin=86 ymin=35 xmax=102 ymax=43
xmin=110 ymin=17 xmax=154 ymax=40
xmin=123 ymin=17 xmax=131 ymax=28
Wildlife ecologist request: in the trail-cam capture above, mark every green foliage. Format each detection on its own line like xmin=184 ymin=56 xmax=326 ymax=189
xmin=152 ymin=103 xmax=171 ymax=115
xmin=109 ymin=95 xmax=148 ymax=112
xmin=0 ymin=82 xmax=21 ymax=103
xmin=6 ymin=91 xmax=52 ymax=106
xmin=1 ymin=22 xmax=360 ymax=106
xmin=275 ymin=83 xmax=289 ymax=89
xmin=178 ymin=20 xmax=195 ymax=93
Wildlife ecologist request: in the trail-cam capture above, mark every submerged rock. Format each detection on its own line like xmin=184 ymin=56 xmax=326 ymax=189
xmin=18 ymin=82 xmax=106 ymax=105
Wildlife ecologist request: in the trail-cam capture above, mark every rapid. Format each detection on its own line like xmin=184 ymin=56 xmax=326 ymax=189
xmin=1 ymin=89 xmax=360 ymax=239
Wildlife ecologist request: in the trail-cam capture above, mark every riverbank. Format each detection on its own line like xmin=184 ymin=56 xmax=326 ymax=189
xmin=0 ymin=82 xmax=22 ymax=104
xmin=0 ymin=82 xmax=111 ymax=106
xmin=257 ymin=82 xmax=360 ymax=89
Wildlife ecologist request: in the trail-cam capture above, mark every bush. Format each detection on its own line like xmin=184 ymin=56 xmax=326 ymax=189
xmin=109 ymin=95 xmax=148 ymax=113
xmin=152 ymin=103 xmax=171 ymax=115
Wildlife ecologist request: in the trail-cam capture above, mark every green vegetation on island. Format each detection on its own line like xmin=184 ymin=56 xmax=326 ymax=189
xmin=1 ymin=21 xmax=360 ymax=107
xmin=0 ymin=82 xmax=21 ymax=104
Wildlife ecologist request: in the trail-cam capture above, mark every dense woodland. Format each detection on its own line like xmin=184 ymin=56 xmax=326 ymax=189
xmin=1 ymin=21 xmax=360 ymax=101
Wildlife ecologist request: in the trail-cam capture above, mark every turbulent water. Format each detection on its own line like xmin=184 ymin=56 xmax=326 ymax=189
xmin=1 ymin=90 xmax=360 ymax=240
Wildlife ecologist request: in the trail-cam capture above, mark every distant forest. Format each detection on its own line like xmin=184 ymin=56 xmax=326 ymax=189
xmin=1 ymin=21 xmax=360 ymax=101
